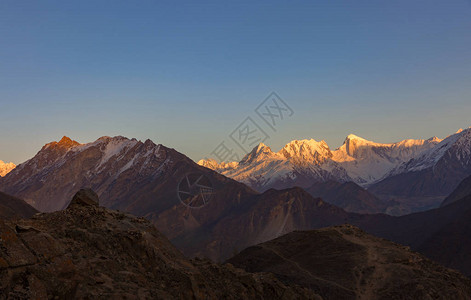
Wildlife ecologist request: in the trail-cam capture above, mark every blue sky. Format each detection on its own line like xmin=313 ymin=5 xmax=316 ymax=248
xmin=1 ymin=0 xmax=471 ymax=164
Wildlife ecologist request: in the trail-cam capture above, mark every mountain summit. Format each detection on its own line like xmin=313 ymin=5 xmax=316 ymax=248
xmin=0 ymin=160 xmax=15 ymax=177
xmin=199 ymin=133 xmax=440 ymax=192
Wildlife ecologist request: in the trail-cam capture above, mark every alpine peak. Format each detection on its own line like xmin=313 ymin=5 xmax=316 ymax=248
xmin=240 ymin=143 xmax=276 ymax=164
xmin=345 ymin=134 xmax=368 ymax=141
xmin=46 ymin=136 xmax=81 ymax=150
xmin=279 ymin=139 xmax=331 ymax=163
xmin=0 ymin=160 xmax=16 ymax=177
xmin=255 ymin=142 xmax=271 ymax=151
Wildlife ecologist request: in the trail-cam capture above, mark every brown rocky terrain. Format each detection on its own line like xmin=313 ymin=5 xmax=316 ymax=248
xmin=0 ymin=189 xmax=316 ymax=299
xmin=0 ymin=191 xmax=37 ymax=220
xmin=227 ymin=225 xmax=471 ymax=300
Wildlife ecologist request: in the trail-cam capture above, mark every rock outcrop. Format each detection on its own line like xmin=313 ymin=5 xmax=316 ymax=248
xmin=0 ymin=190 xmax=315 ymax=299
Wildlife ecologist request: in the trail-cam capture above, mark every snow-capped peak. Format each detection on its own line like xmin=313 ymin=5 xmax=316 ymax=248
xmin=0 ymin=160 xmax=16 ymax=177
xmin=345 ymin=134 xmax=370 ymax=142
xmin=427 ymin=136 xmax=441 ymax=143
xmin=197 ymin=158 xmax=239 ymax=171
xmin=392 ymin=128 xmax=471 ymax=173
xmin=240 ymin=142 xmax=278 ymax=164
xmin=278 ymin=139 xmax=332 ymax=164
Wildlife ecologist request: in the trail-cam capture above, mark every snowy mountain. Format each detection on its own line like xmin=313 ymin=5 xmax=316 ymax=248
xmin=0 ymin=160 xmax=15 ymax=177
xmin=332 ymin=134 xmax=441 ymax=184
xmin=370 ymin=128 xmax=471 ymax=197
xmin=199 ymin=134 xmax=440 ymax=191
xmin=0 ymin=136 xmax=201 ymax=212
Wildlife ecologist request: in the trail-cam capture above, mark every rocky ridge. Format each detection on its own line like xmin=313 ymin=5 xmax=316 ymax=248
xmin=228 ymin=225 xmax=471 ymax=300
xmin=0 ymin=189 xmax=316 ymax=299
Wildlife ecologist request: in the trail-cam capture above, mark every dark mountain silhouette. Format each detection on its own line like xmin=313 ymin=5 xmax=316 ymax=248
xmin=354 ymin=193 xmax=471 ymax=277
xmin=0 ymin=191 xmax=37 ymax=220
xmin=441 ymin=174 xmax=471 ymax=207
xmin=305 ymin=180 xmax=387 ymax=214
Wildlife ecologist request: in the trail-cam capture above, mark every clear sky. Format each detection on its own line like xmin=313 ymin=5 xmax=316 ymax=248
xmin=1 ymin=0 xmax=471 ymax=164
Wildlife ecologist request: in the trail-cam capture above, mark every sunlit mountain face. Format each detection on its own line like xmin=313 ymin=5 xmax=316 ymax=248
xmin=0 ymin=160 xmax=15 ymax=177
xmin=199 ymin=133 xmax=443 ymax=191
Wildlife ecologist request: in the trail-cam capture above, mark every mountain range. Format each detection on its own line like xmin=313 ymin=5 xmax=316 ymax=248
xmin=200 ymin=128 xmax=471 ymax=213
xmin=2 ymin=132 xmax=471 ymax=278
xmin=0 ymin=136 xmax=251 ymax=215
xmin=199 ymin=134 xmax=441 ymax=189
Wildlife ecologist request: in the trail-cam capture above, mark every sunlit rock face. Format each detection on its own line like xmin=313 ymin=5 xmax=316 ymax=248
xmin=199 ymin=134 xmax=440 ymax=191
xmin=0 ymin=160 xmax=15 ymax=177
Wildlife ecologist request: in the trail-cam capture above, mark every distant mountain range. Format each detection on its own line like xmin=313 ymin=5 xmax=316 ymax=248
xmin=200 ymin=128 xmax=471 ymax=213
xmin=199 ymin=134 xmax=441 ymax=189
xmin=0 ymin=160 xmax=15 ymax=177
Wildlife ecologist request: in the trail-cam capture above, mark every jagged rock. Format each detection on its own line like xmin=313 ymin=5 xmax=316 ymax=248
xmin=0 ymin=190 xmax=316 ymax=299
xmin=67 ymin=188 xmax=99 ymax=208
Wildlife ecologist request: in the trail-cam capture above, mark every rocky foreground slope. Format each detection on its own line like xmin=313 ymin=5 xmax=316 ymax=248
xmin=228 ymin=225 xmax=471 ymax=300
xmin=0 ymin=189 xmax=315 ymax=299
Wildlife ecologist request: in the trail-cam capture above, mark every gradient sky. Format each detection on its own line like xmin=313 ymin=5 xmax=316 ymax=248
xmin=1 ymin=0 xmax=471 ymax=164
